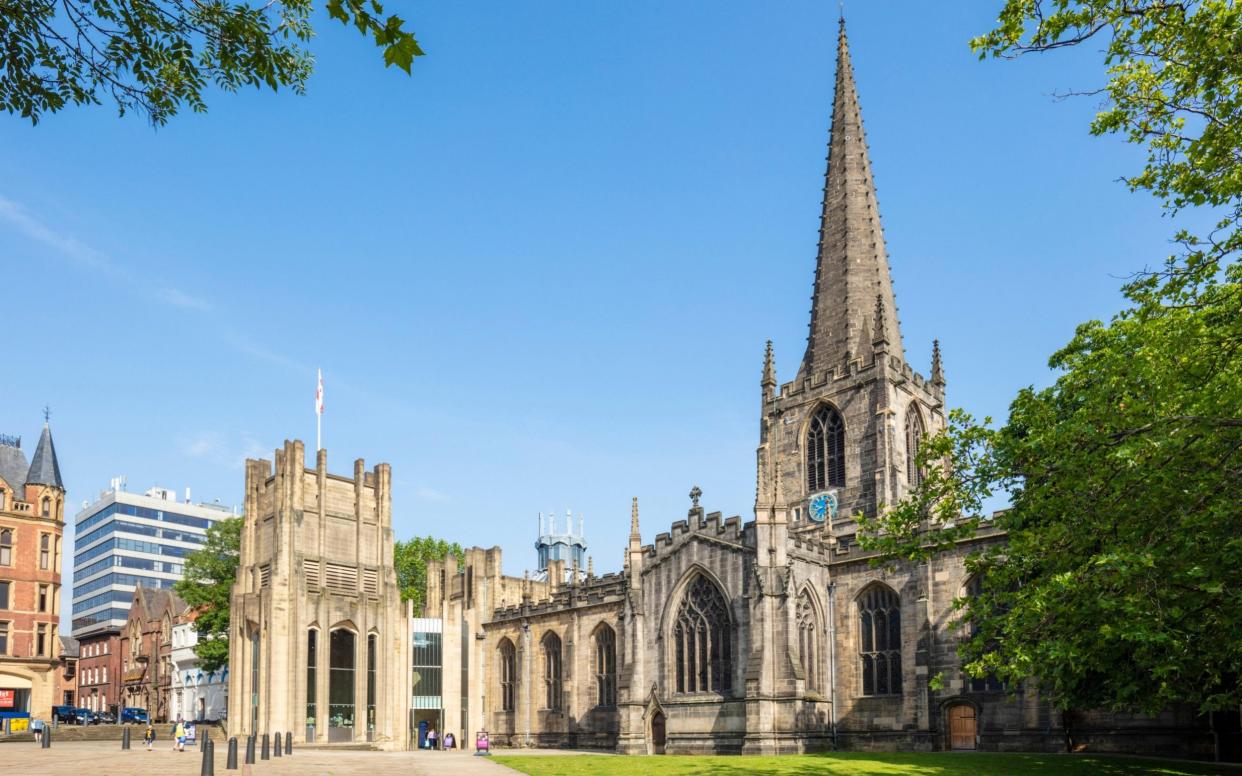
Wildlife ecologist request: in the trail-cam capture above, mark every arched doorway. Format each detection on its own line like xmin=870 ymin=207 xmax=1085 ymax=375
xmin=948 ymin=703 xmax=977 ymax=750
xmin=650 ymin=710 xmax=667 ymax=755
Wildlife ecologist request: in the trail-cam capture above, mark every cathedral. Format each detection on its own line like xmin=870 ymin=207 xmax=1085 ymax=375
xmin=421 ymin=19 xmax=1213 ymax=757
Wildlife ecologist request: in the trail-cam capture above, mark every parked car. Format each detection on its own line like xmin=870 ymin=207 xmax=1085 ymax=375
xmin=94 ymin=710 xmax=117 ymax=724
xmin=74 ymin=708 xmax=98 ymax=725
xmin=120 ymin=707 xmax=148 ymax=724
xmin=51 ymin=705 xmax=80 ymax=724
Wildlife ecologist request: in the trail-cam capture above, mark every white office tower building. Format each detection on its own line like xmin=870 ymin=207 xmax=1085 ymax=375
xmin=71 ymin=482 xmax=235 ymax=638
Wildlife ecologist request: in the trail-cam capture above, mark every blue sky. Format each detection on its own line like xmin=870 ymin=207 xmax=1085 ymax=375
xmin=0 ymin=2 xmax=1193 ymax=598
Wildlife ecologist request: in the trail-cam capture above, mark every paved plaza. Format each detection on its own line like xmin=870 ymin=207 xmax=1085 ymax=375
xmin=0 ymin=740 xmax=542 ymax=775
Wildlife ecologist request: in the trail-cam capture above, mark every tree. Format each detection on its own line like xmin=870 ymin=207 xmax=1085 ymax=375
xmin=861 ymin=0 xmax=1242 ymax=716
xmin=174 ymin=515 xmax=241 ymax=674
xmin=393 ymin=535 xmax=462 ymax=614
xmin=972 ymin=1 xmax=1242 ymax=263
xmin=0 ymin=0 xmax=423 ymax=124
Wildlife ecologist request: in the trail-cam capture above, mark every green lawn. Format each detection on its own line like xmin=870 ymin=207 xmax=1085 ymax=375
xmin=491 ymin=752 xmax=1233 ymax=776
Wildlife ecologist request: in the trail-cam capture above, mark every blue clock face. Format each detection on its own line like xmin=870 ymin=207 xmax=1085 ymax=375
xmin=808 ymin=492 xmax=837 ymax=523
xmin=810 ymin=494 xmax=829 ymax=522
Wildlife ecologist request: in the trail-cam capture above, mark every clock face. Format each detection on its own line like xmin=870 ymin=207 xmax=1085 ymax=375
xmin=808 ymin=491 xmax=837 ymax=523
xmin=809 ymin=494 xmax=829 ymax=522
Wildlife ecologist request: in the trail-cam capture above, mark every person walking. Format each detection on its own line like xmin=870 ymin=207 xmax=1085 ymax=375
xmin=174 ymin=719 xmax=186 ymax=752
xmin=30 ymin=717 xmax=44 ymax=743
xmin=426 ymin=727 xmax=438 ymax=750
xmin=144 ymin=723 xmax=155 ymax=751
xmin=444 ymin=732 xmax=456 ymax=750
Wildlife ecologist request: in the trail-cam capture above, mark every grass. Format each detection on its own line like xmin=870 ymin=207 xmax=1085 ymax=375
xmin=491 ymin=752 xmax=1234 ymax=776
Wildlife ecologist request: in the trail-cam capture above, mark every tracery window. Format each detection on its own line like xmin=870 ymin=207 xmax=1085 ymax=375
xmin=542 ymin=632 xmax=562 ymax=711
xmin=807 ymin=405 xmax=846 ymax=492
xmin=965 ymin=576 xmax=1005 ymax=693
xmin=498 ymin=639 xmax=516 ymax=712
xmin=673 ymin=574 xmax=732 ymax=694
xmin=905 ymin=404 xmax=925 ymax=487
xmin=858 ymin=584 xmax=902 ymax=696
xmin=594 ymin=625 xmax=616 ymax=707
xmin=0 ymin=530 xmax=10 ymax=566
xmin=796 ymin=591 xmax=821 ymax=694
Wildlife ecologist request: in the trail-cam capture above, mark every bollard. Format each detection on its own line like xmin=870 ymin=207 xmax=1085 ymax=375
xmin=200 ymin=738 xmax=214 ymax=776
xmin=260 ymin=732 xmax=270 ymax=760
xmin=226 ymin=737 xmax=238 ymax=770
xmin=285 ymin=731 xmax=292 ymax=755
xmin=42 ymin=727 xmax=51 ymax=748
xmin=201 ymin=729 xmax=208 ymax=752
xmin=122 ymin=726 xmax=131 ymax=750
xmin=244 ymin=734 xmax=256 ymax=764
xmin=273 ymin=731 xmax=282 ymax=757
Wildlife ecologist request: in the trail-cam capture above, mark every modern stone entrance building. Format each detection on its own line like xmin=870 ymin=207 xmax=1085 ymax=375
xmin=227 ymin=440 xmax=409 ymax=749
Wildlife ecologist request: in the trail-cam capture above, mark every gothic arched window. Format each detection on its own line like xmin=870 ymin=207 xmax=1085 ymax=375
xmin=542 ymin=632 xmax=562 ymax=711
xmin=858 ymin=584 xmax=902 ymax=696
xmin=796 ymin=591 xmax=821 ymax=694
xmin=41 ymin=496 xmax=50 ymax=518
xmin=807 ymin=405 xmax=846 ymax=492
xmin=905 ymin=404 xmax=925 ymax=487
xmin=0 ymin=529 xmax=11 ymax=566
xmin=498 ymin=639 xmax=516 ymax=712
xmin=594 ymin=625 xmax=616 ymax=707
xmin=673 ymin=574 xmax=732 ymax=695
xmin=965 ymin=576 xmax=1005 ymax=693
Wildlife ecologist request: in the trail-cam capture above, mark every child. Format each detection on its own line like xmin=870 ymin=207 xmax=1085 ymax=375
xmin=174 ymin=720 xmax=186 ymax=752
xmin=144 ymin=724 xmax=155 ymax=751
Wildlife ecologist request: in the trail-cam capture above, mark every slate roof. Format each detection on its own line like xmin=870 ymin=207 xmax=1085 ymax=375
xmin=25 ymin=424 xmax=63 ymax=489
xmin=0 ymin=441 xmax=29 ymax=496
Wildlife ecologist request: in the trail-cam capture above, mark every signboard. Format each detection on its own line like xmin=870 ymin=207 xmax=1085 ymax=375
xmin=8 ymin=718 xmax=28 ymax=732
xmin=0 ymin=690 xmax=13 ymax=709
xmin=475 ymin=731 xmax=489 ymax=753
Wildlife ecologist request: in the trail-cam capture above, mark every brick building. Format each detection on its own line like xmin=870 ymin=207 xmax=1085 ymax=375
xmin=421 ymin=18 xmax=1215 ymax=759
xmin=0 ymin=419 xmax=66 ymax=723
xmin=77 ymin=630 xmax=121 ymax=714
xmin=119 ymin=586 xmax=185 ymax=721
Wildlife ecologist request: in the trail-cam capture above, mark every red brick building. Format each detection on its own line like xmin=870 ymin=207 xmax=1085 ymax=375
xmin=77 ymin=630 xmax=121 ymax=714
xmin=120 ymin=587 xmax=185 ymax=722
xmin=0 ymin=421 xmax=66 ymax=723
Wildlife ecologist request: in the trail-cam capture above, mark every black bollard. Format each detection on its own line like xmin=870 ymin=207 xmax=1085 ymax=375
xmin=226 ymin=737 xmax=238 ymax=770
xmin=260 ymin=732 xmax=270 ymax=760
xmin=201 ymin=729 xmax=208 ymax=752
xmin=200 ymin=738 xmax=214 ymax=776
xmin=122 ymin=726 xmax=131 ymax=750
xmin=284 ymin=731 xmax=292 ymax=755
xmin=42 ymin=727 xmax=51 ymax=748
xmin=244 ymin=734 xmax=256 ymax=764
xmin=273 ymin=731 xmax=282 ymax=757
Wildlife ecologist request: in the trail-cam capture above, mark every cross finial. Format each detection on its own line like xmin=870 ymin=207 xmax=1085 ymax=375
xmin=42 ymin=405 xmax=51 ymax=424
xmin=689 ymin=486 xmax=702 ymax=508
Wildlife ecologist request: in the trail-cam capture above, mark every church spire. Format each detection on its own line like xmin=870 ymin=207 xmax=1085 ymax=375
xmin=761 ymin=340 xmax=776 ymax=402
xmin=629 ymin=496 xmax=641 ymax=544
xmin=801 ymin=16 xmax=903 ymax=377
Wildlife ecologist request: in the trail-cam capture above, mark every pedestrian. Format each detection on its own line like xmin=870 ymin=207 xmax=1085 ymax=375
xmin=427 ymin=727 xmax=438 ymax=750
xmin=144 ymin=723 xmax=155 ymax=751
xmin=174 ymin=719 xmax=186 ymax=752
xmin=444 ymin=732 xmax=455 ymax=750
xmin=30 ymin=717 xmax=44 ymax=743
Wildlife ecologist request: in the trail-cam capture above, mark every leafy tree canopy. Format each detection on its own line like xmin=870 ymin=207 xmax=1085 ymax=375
xmin=174 ymin=515 xmax=241 ymax=674
xmin=0 ymin=0 xmax=423 ymax=124
xmin=394 ymin=535 xmax=462 ymax=614
xmin=973 ymin=0 xmax=1242 ymax=260
xmin=862 ymin=0 xmax=1242 ymax=715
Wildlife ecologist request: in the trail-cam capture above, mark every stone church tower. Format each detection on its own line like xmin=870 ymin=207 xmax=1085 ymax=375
xmin=227 ymin=440 xmax=410 ymax=749
xmin=759 ymin=17 xmax=945 ymax=534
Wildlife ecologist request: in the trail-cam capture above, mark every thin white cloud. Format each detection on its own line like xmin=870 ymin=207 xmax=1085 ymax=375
xmin=0 ymin=195 xmax=113 ymax=271
xmin=415 ymin=486 xmax=451 ymax=503
xmin=158 ymin=287 xmax=213 ymax=311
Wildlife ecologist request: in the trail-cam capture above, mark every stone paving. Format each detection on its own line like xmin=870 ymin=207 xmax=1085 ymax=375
xmin=0 ymin=739 xmax=531 ymax=775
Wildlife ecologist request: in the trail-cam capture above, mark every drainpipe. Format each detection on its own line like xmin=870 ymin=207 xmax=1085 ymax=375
xmin=827 ymin=582 xmax=838 ymax=750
